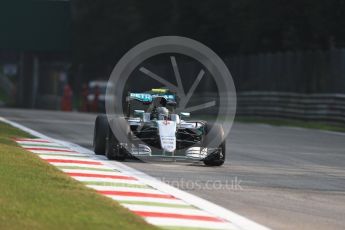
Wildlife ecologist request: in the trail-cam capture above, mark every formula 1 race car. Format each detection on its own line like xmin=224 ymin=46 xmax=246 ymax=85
xmin=93 ymin=88 xmax=225 ymax=166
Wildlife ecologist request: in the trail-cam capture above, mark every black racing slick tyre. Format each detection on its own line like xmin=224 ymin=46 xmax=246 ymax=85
xmin=105 ymin=118 xmax=129 ymax=161
xmin=203 ymin=124 xmax=226 ymax=166
xmin=93 ymin=114 xmax=108 ymax=155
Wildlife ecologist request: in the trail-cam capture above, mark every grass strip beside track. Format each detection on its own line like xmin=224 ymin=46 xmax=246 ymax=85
xmin=0 ymin=122 xmax=157 ymax=230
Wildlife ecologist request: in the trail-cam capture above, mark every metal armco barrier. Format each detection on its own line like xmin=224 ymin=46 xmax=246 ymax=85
xmin=236 ymin=91 xmax=345 ymax=123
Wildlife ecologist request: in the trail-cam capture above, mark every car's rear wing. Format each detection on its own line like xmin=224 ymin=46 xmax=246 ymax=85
xmin=127 ymin=93 xmax=176 ymax=104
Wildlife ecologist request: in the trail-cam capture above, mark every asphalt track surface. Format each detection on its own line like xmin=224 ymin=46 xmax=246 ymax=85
xmin=1 ymin=108 xmax=344 ymax=230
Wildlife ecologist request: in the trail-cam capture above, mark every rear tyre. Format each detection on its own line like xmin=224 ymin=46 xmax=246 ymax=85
xmin=93 ymin=114 xmax=108 ymax=155
xmin=203 ymin=124 xmax=226 ymax=166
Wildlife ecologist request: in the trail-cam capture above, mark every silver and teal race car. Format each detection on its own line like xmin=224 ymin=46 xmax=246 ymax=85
xmin=93 ymin=88 xmax=225 ymax=166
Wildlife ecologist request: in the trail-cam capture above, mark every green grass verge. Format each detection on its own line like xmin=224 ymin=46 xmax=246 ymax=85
xmin=236 ymin=116 xmax=345 ymax=133
xmin=0 ymin=122 xmax=157 ymax=230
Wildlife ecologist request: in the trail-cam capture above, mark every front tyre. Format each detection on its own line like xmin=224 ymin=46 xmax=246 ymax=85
xmin=105 ymin=129 xmax=126 ymax=161
xmin=203 ymin=124 xmax=226 ymax=166
xmin=203 ymin=141 xmax=226 ymax=166
xmin=105 ymin=118 xmax=129 ymax=161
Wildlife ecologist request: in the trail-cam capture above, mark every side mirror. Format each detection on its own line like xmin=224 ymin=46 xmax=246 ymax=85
xmin=180 ymin=112 xmax=190 ymax=118
xmin=134 ymin=110 xmax=145 ymax=118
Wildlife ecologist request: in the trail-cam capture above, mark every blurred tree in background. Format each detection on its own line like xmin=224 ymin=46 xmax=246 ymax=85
xmin=72 ymin=0 xmax=345 ymax=81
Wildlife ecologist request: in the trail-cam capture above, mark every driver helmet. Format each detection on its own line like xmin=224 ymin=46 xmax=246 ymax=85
xmin=156 ymin=106 xmax=169 ymax=117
